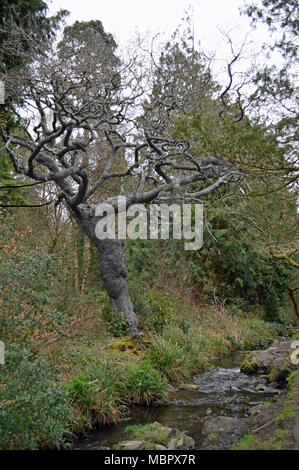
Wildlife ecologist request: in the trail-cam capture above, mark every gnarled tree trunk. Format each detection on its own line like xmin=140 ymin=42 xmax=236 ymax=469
xmin=96 ymin=238 xmax=139 ymax=338
xmin=78 ymin=214 xmax=139 ymax=338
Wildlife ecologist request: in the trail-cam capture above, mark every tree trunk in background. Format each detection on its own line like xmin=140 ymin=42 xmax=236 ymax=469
xmin=289 ymin=289 xmax=299 ymax=319
xmin=81 ymin=238 xmax=91 ymax=295
xmin=72 ymin=227 xmax=80 ymax=295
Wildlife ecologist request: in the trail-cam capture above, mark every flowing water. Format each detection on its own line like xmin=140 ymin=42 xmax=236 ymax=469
xmin=74 ymin=351 xmax=280 ymax=450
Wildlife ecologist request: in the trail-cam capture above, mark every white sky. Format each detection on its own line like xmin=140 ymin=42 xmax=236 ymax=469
xmin=48 ymin=0 xmax=263 ymax=56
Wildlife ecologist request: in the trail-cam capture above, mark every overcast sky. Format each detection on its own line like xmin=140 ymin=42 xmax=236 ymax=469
xmin=48 ymin=0 xmax=263 ymax=57
xmin=47 ymin=0 xmax=272 ymax=95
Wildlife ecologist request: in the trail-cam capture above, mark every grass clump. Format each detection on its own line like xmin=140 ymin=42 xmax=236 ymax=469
xmin=66 ymin=373 xmax=95 ymax=409
xmin=149 ymin=325 xmax=213 ymax=382
xmin=149 ymin=303 xmax=279 ymax=383
xmin=240 ymin=356 xmax=260 ymax=375
xmin=123 ymin=359 xmax=167 ymax=405
xmin=275 ymin=368 xmax=299 ymax=422
xmin=101 ymin=300 xmax=128 ymax=337
xmin=232 ymin=433 xmax=255 ymax=450
xmin=66 ymin=355 xmax=127 ymax=427
xmin=66 ymin=354 xmax=168 ymax=429
xmin=258 ymin=428 xmax=293 ymax=450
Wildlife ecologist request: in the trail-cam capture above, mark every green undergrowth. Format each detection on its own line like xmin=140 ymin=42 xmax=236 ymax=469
xmin=0 ymin=287 xmax=287 ymax=449
xmin=57 ymin=300 xmax=281 ymax=440
xmin=277 ymin=368 xmax=299 ymax=423
xmin=149 ymin=307 xmax=280 ymax=383
xmin=0 ymin=344 xmax=73 ymax=450
xmin=50 ymin=301 xmax=282 ymax=441
xmin=64 ymin=355 xmax=167 ymax=433
xmin=233 ymin=368 xmax=299 ymax=450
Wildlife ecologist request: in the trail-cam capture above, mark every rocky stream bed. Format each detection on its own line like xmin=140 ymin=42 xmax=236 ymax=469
xmin=74 ymin=336 xmax=299 ymax=450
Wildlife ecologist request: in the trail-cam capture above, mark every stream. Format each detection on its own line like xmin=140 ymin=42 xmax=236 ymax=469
xmin=74 ymin=351 xmax=280 ymax=450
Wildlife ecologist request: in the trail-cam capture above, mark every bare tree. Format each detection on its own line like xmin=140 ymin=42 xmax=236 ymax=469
xmin=0 ymin=20 xmax=245 ymax=337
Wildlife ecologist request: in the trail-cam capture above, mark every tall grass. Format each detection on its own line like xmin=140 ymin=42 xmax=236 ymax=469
xmin=66 ymin=355 xmax=126 ymax=427
xmin=124 ymin=359 xmax=167 ymax=405
xmin=149 ymin=325 xmax=224 ymax=382
xmin=66 ymin=354 xmax=168 ymax=429
xmin=149 ymin=306 xmax=279 ymax=383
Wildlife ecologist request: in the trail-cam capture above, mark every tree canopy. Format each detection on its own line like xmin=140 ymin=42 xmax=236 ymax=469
xmin=0 ymin=2 xmax=298 ymax=334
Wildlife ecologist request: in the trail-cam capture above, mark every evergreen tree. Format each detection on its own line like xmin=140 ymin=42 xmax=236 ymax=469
xmin=0 ymin=0 xmax=67 ymax=207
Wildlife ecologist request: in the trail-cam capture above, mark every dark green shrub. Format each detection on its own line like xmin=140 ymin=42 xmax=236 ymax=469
xmin=0 ymin=344 xmax=72 ymax=450
xmin=0 ymin=219 xmax=70 ymax=344
xmin=211 ymin=240 xmax=292 ymax=320
xmin=126 ymin=239 xmax=160 ymax=283
xmin=129 ymin=290 xmax=174 ymax=333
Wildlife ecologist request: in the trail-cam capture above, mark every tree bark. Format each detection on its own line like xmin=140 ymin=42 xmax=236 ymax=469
xmin=77 ymin=213 xmax=139 ymax=338
xmin=96 ymin=238 xmax=139 ymax=338
xmin=289 ymin=288 xmax=299 ymax=319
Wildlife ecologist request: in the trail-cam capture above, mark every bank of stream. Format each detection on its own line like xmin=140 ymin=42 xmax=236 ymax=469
xmin=74 ymin=350 xmax=282 ymax=450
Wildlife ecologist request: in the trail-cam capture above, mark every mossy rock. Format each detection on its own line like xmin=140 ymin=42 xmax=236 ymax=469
xmin=110 ymin=338 xmax=138 ymax=351
xmin=117 ymin=422 xmax=195 ymax=450
xmin=268 ymin=366 xmax=292 ymax=386
xmin=240 ymin=357 xmax=260 ymax=375
xmin=241 ymin=340 xmax=297 ymax=383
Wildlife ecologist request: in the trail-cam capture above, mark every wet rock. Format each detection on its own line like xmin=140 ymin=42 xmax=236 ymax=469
xmin=152 ymin=422 xmax=174 ymax=439
xmin=264 ymin=387 xmax=281 ymax=395
xmin=155 ymin=444 xmax=167 ymax=450
xmin=183 ymin=434 xmax=196 ymax=449
xmin=117 ymin=440 xmax=143 ymax=450
xmin=253 ymin=383 xmax=280 ymax=394
xmin=230 ymin=385 xmax=241 ymax=392
xmin=167 ymin=437 xmax=178 ymax=450
xmin=200 ymin=416 xmax=249 ymax=450
xmin=178 ymin=384 xmax=198 ymax=391
xmin=255 ymin=383 xmax=266 ymax=392
xmin=166 ymin=432 xmax=195 ymax=450
xmin=153 ymin=399 xmax=169 ymax=406
xmin=176 ymin=435 xmax=184 ymax=448
xmin=240 ymin=340 xmax=295 ymax=383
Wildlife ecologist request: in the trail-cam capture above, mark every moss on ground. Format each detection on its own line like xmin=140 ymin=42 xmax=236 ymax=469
xmin=124 ymin=423 xmax=169 ymax=446
xmin=232 ymin=368 xmax=299 ymax=450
